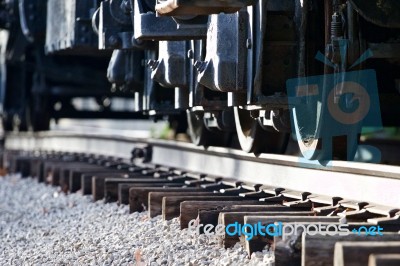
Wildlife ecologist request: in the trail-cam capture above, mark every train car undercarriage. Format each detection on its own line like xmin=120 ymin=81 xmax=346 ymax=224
xmin=0 ymin=0 xmax=399 ymax=162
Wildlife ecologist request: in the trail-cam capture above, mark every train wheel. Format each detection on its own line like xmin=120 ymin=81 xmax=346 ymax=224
xmin=234 ymin=107 xmax=289 ymax=154
xmin=187 ymin=110 xmax=232 ymax=147
xmin=292 ymin=111 xmax=360 ymax=161
xmin=292 ymin=90 xmax=362 ymax=161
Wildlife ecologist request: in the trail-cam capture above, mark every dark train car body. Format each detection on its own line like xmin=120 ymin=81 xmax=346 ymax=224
xmin=0 ymin=0 xmax=399 ymax=161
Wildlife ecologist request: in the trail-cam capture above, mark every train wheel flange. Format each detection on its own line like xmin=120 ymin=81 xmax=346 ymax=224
xmin=187 ymin=110 xmax=232 ymax=147
xmin=234 ymin=107 xmax=289 ymax=154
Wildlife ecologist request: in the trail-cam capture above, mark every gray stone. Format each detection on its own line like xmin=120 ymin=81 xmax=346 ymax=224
xmin=0 ymin=175 xmax=273 ymax=266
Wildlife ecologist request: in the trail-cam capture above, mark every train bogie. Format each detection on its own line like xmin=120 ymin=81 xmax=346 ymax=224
xmin=0 ymin=0 xmax=399 ymax=162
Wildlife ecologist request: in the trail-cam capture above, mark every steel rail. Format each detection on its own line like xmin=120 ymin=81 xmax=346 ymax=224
xmin=4 ymin=131 xmax=400 ymax=210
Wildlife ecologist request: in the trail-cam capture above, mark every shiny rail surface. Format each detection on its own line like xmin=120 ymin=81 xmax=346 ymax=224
xmin=4 ymin=131 xmax=400 ymax=211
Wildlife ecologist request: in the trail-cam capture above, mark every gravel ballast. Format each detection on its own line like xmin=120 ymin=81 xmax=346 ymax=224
xmin=0 ymin=175 xmax=273 ymax=265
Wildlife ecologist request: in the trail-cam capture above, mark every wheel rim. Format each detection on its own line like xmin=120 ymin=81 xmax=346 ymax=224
xmin=291 ymin=85 xmax=360 ymax=161
xmin=187 ymin=110 xmax=232 ymax=147
xmin=291 ymin=102 xmax=324 ymax=160
xmin=187 ymin=110 xmax=206 ymax=146
xmin=234 ymin=107 xmax=260 ymax=153
xmin=234 ymin=107 xmax=289 ymax=154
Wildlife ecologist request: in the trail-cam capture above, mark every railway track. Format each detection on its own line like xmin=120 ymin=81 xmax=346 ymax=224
xmin=3 ymin=132 xmax=400 ymax=265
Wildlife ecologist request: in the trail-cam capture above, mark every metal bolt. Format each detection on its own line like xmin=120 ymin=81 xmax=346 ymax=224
xmin=250 ymin=110 xmax=259 ymax=119
xmin=147 ymin=59 xmax=155 ymax=66
xmin=147 ymin=59 xmax=159 ymax=70
xmin=187 ymin=49 xmax=194 ymax=59
xmin=332 ymin=197 xmax=343 ymax=206
xmin=108 ymin=35 xmax=121 ymax=48
xmin=301 ymin=192 xmax=312 ymax=201
xmin=274 ymin=187 xmax=285 ymax=196
xmin=132 ymin=36 xmax=144 ymax=47
xmin=357 ymin=202 xmax=369 ymax=210
xmin=389 ymin=209 xmax=400 ymax=218
xmin=131 ymin=148 xmax=144 ymax=159
xmin=194 ymin=61 xmax=205 ymax=72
